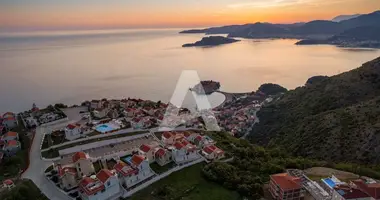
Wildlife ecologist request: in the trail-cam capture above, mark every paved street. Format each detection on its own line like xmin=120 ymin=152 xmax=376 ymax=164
xmin=22 ymin=121 xmax=76 ymax=200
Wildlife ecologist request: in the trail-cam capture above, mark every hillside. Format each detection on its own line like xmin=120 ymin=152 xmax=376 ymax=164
xmin=249 ymin=57 xmax=380 ymax=164
xmin=180 ymin=10 xmax=380 ymax=41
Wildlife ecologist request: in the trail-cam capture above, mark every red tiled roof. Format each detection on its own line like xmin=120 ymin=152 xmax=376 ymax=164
xmin=4 ymin=117 xmax=16 ymax=121
xmin=194 ymin=135 xmax=203 ymax=142
xmin=2 ymin=112 xmax=15 ymax=118
xmin=163 ymin=132 xmax=173 ymax=139
xmin=72 ymin=152 xmax=87 ymax=163
xmin=59 ymin=166 xmax=77 ymax=177
xmin=139 ymin=144 xmax=151 ymax=153
xmin=96 ymin=169 xmax=113 ymax=183
xmin=67 ymin=124 xmax=77 ymax=130
xmin=271 ymin=173 xmax=302 ymax=191
xmin=352 ymin=179 xmax=380 ymax=199
xmin=3 ymin=179 xmax=14 ymax=186
xmin=334 ymin=184 xmax=371 ymax=199
xmin=203 ymin=145 xmax=217 ymax=154
xmin=5 ymin=131 xmax=18 ymax=137
xmin=174 ymin=142 xmax=185 ymax=150
xmin=155 ymin=148 xmax=166 ymax=157
xmin=79 ymin=177 xmax=105 ymax=196
xmin=182 ymin=140 xmax=190 ymax=146
xmin=131 ymin=154 xmax=145 ymax=166
xmin=114 ymin=161 xmax=138 ymax=177
xmin=7 ymin=140 xmax=18 ymax=147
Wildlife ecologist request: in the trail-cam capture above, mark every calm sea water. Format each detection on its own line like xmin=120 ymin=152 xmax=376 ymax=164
xmin=0 ymin=29 xmax=379 ymax=113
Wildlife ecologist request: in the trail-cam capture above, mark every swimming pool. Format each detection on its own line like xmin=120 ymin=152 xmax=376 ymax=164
xmin=122 ymin=156 xmax=132 ymax=164
xmin=95 ymin=123 xmax=118 ymax=133
xmin=323 ymin=178 xmax=337 ymax=188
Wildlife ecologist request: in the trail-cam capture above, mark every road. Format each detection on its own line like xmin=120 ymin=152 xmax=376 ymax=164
xmin=22 ymin=121 xmax=75 ymax=200
xmin=241 ymin=108 xmax=260 ymax=139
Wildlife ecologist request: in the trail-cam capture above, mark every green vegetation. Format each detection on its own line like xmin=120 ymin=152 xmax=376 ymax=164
xmin=41 ymin=130 xmax=147 ymax=158
xmin=0 ymin=179 xmax=48 ymax=200
xmin=250 ymin=57 xmax=380 ymax=164
xmin=128 ymin=163 xmax=241 ymax=200
xmin=203 ymin=132 xmax=324 ymax=199
xmin=150 ymin=162 xmax=177 ymax=174
xmin=257 ymin=83 xmax=288 ymax=95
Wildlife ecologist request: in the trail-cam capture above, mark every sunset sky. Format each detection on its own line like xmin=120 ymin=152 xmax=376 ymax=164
xmin=1 ymin=0 xmax=379 ymax=31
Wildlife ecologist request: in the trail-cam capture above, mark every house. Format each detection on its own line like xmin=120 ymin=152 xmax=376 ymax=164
xmin=93 ymin=108 xmax=109 ymax=119
xmin=72 ymin=152 xmax=95 ymax=177
xmin=79 ymin=169 xmax=120 ymax=200
xmin=171 ymin=141 xmax=199 ymax=164
xmin=143 ymin=107 xmax=155 ymax=116
xmin=124 ymin=108 xmax=137 ymax=117
xmin=1 ymin=131 xmax=19 ymax=142
xmin=139 ymin=144 xmax=155 ymax=163
xmin=120 ymin=99 xmax=136 ymax=108
xmin=90 ymin=100 xmax=102 ymax=110
xmin=193 ymin=135 xmax=204 ymax=148
xmin=202 ymin=145 xmax=225 ymax=160
xmin=352 ymin=179 xmax=380 ymax=200
xmin=108 ymin=109 xmax=119 ymax=119
xmin=331 ymin=184 xmax=372 ymax=200
xmin=114 ymin=155 xmax=155 ymax=188
xmin=58 ymin=166 xmax=78 ymax=190
xmin=2 ymin=140 xmax=21 ymax=156
xmin=154 ymin=148 xmax=171 ymax=166
xmin=65 ymin=124 xmax=82 ymax=141
xmin=161 ymin=132 xmax=185 ymax=145
xmin=184 ymin=131 xmax=198 ymax=141
xmin=269 ymin=173 xmax=302 ymax=200
xmin=2 ymin=112 xmax=17 ymax=129
xmin=131 ymin=118 xmax=144 ymax=129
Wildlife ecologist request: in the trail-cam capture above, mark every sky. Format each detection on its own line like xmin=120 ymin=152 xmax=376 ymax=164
xmin=0 ymin=0 xmax=379 ymax=31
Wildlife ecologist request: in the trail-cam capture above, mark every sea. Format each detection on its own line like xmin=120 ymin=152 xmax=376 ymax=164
xmin=0 ymin=29 xmax=379 ymax=113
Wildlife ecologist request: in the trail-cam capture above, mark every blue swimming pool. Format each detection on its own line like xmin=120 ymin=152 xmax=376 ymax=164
xmin=122 ymin=156 xmax=132 ymax=164
xmin=323 ymin=178 xmax=336 ymax=188
xmin=95 ymin=123 xmax=117 ymax=133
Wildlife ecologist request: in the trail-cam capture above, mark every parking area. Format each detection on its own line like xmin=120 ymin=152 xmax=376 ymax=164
xmin=58 ymin=135 xmax=156 ymax=165
xmin=61 ymin=106 xmax=89 ymax=123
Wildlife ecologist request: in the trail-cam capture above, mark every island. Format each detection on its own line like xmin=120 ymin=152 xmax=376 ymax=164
xmin=182 ymin=36 xmax=240 ymax=47
xmin=190 ymin=80 xmax=221 ymax=95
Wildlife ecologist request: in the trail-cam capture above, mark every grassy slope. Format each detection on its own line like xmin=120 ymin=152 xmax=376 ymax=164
xmin=129 ymin=163 xmax=240 ymax=200
xmin=250 ymin=57 xmax=380 ymax=164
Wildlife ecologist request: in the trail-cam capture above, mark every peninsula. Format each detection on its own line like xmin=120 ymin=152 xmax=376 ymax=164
xmin=182 ymin=36 xmax=240 ymax=47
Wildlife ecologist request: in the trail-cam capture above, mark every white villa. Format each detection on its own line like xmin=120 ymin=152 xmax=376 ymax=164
xmin=2 ymin=112 xmax=18 ymax=129
xmin=65 ymin=123 xmax=91 ymax=141
xmin=113 ymin=155 xmax=155 ymax=188
xmin=202 ymin=145 xmax=225 ymax=160
xmin=171 ymin=140 xmax=199 ymax=164
xmin=139 ymin=144 xmax=156 ymax=163
xmin=2 ymin=140 xmax=21 ymax=156
xmin=154 ymin=148 xmax=172 ymax=166
xmin=1 ymin=131 xmax=19 ymax=142
xmin=72 ymin=152 xmax=95 ymax=177
xmin=93 ymin=108 xmax=109 ymax=119
xmin=79 ymin=169 xmax=120 ymax=200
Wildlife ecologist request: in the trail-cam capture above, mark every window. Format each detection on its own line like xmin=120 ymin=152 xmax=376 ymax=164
xmin=107 ymin=181 xmax=110 ymax=186
xmin=101 ymin=189 xmax=105 ymax=193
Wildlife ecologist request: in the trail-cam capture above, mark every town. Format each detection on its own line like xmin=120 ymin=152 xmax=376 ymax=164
xmin=1 ymin=93 xmax=380 ymax=200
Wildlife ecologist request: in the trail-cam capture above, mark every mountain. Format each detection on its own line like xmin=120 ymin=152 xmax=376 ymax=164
xmin=227 ymin=23 xmax=293 ymax=38
xmin=332 ymin=14 xmax=361 ymax=22
xmin=180 ymin=10 xmax=380 ymax=41
xmin=249 ymin=57 xmax=380 ymax=164
xmin=296 ymin=26 xmax=380 ymax=48
xmin=341 ymin=11 xmax=380 ymax=29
